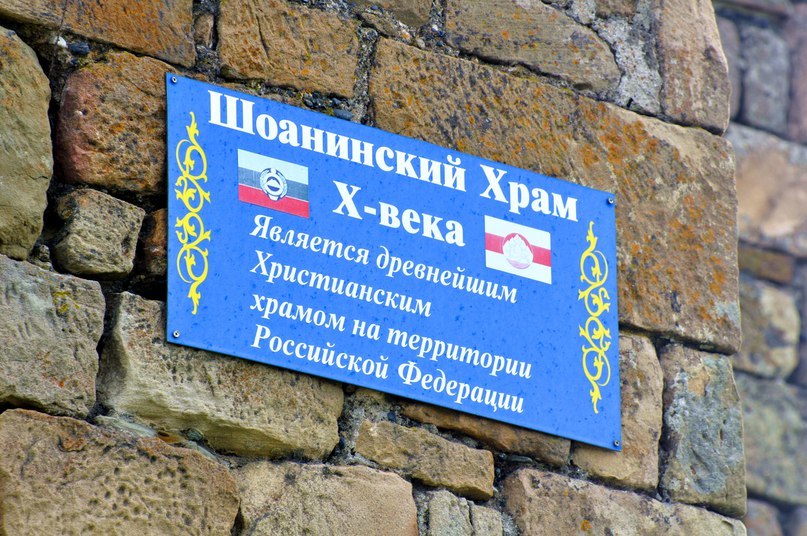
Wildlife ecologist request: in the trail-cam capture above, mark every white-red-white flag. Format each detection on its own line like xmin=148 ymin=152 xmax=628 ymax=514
xmin=484 ymin=216 xmax=552 ymax=284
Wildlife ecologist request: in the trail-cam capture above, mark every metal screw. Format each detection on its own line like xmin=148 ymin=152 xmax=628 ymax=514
xmin=171 ymin=76 xmax=178 ymax=84
xmin=172 ymin=330 xmax=180 ymax=338
xmin=607 ymin=197 xmax=615 ymax=205
xmin=614 ymin=440 xmax=621 ymax=447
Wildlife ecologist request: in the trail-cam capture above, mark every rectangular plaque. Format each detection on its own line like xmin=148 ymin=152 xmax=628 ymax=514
xmin=166 ymin=74 xmax=621 ymax=450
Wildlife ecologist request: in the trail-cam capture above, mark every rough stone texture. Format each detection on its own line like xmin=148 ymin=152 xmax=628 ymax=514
xmin=735 ymin=276 xmax=800 ymax=378
xmin=743 ymin=500 xmax=783 ymax=536
xmin=444 ymin=0 xmax=620 ymax=92
xmin=193 ymin=12 xmax=215 ymax=47
xmin=728 ymin=124 xmax=807 ymax=257
xmin=98 ymin=292 xmax=344 ymax=459
xmin=0 ymin=26 xmax=52 ymax=260
xmin=234 ymin=461 xmax=418 ymax=536
xmin=426 ymin=490 xmax=502 ymax=536
xmin=736 ymin=372 xmax=807 ymax=504
xmin=401 ymin=402 xmax=569 ymax=466
xmin=503 ymin=469 xmax=747 ymax=535
xmin=138 ymin=208 xmax=168 ymax=276
xmin=0 ymin=0 xmax=194 ymax=66
xmin=738 ymin=243 xmax=795 ymax=284
xmin=0 ymin=255 xmax=104 ymax=417
xmin=52 ymin=189 xmax=146 ymax=278
xmin=787 ymin=5 xmax=807 ymax=144
xmin=740 ymin=25 xmax=790 ymax=136
xmin=786 ymin=507 xmax=807 ymax=536
xmin=355 ymin=420 xmax=495 ymax=500
xmin=371 ymin=39 xmax=741 ymax=354
xmin=57 ymin=52 xmax=170 ymax=195
xmin=654 ymin=0 xmax=731 ymax=133
xmin=352 ymin=0 xmax=430 ymax=26
xmin=719 ymin=0 xmax=791 ymax=16
xmin=218 ymin=0 xmax=359 ymax=96
xmin=571 ymin=334 xmax=662 ymax=491
xmin=596 ymin=0 xmax=636 ymax=17
xmin=717 ymin=17 xmax=742 ymax=120
xmin=0 ymin=409 xmax=239 ymax=534
xmin=593 ymin=16 xmax=662 ymax=116
xmin=659 ymin=345 xmax=746 ymax=517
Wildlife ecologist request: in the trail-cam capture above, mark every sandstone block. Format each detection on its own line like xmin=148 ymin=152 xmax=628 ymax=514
xmin=503 ymin=469 xmax=746 ymax=535
xmin=787 ymin=5 xmax=807 ymax=144
xmin=138 ymin=208 xmax=168 ymax=276
xmin=735 ymin=372 xmax=807 ymax=504
xmin=52 ymin=189 xmax=145 ymax=278
xmin=0 ymin=0 xmax=194 ymax=66
xmin=0 ymin=255 xmax=104 ymax=417
xmin=401 ymin=402 xmax=568 ymax=466
xmin=740 ymin=25 xmax=790 ymax=136
xmin=444 ymin=0 xmax=619 ymax=93
xmin=425 ymin=490 xmax=503 ymax=536
xmin=0 ymin=26 xmax=52 ymax=260
xmin=234 ymin=461 xmax=418 ymax=536
xmin=728 ymin=124 xmax=807 ymax=257
xmin=355 ymin=420 xmax=494 ymax=499
xmin=371 ymin=39 xmax=740 ymax=353
xmin=98 ymin=292 xmax=344 ymax=459
xmin=352 ymin=0 xmax=431 ymax=26
xmin=743 ymin=500 xmax=783 ymax=536
xmin=655 ymin=0 xmax=731 ymax=133
xmin=738 ymin=244 xmax=795 ymax=284
xmin=735 ymin=276 xmax=800 ymax=378
xmin=571 ymin=333 xmax=662 ymax=491
xmin=717 ymin=17 xmax=742 ymax=120
xmin=659 ymin=345 xmax=746 ymax=517
xmin=0 ymin=409 xmax=238 ymax=534
xmin=218 ymin=0 xmax=359 ymax=97
xmin=57 ymin=52 xmax=171 ymax=195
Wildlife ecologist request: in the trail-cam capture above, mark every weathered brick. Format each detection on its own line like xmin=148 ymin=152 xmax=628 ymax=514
xmin=0 ymin=255 xmax=104 ymax=418
xmin=371 ymin=39 xmax=740 ymax=353
xmin=52 ymin=189 xmax=145 ymax=278
xmin=728 ymin=124 xmax=807 ymax=257
xmin=736 ymin=276 xmax=800 ymax=378
xmin=0 ymin=409 xmax=238 ymax=535
xmin=234 ymin=461 xmax=418 ymax=536
xmin=571 ymin=334 xmax=662 ymax=491
xmin=444 ymin=0 xmax=619 ymax=93
xmin=654 ymin=0 xmax=731 ymax=133
xmin=0 ymin=0 xmax=194 ymax=66
xmin=98 ymin=292 xmax=344 ymax=459
xmin=355 ymin=420 xmax=494 ymax=500
xmin=218 ymin=0 xmax=359 ymax=97
xmin=503 ymin=469 xmax=746 ymax=535
xmin=659 ymin=345 xmax=746 ymax=517
xmin=0 ymin=26 xmax=51 ymax=260
xmin=402 ymin=402 xmax=569 ymax=466
xmin=57 ymin=52 xmax=170 ymax=195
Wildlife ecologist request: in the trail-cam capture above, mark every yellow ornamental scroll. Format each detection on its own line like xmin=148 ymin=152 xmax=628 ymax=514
xmin=578 ymin=221 xmax=612 ymax=414
xmin=174 ymin=112 xmax=211 ymax=315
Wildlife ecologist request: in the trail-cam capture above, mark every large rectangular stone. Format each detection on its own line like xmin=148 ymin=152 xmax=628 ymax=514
xmin=370 ymin=39 xmax=740 ymax=353
xmin=98 ymin=292 xmax=344 ymax=459
xmin=503 ymin=469 xmax=746 ymax=535
xmin=0 ymin=255 xmax=104 ymax=418
xmin=0 ymin=0 xmax=194 ymax=66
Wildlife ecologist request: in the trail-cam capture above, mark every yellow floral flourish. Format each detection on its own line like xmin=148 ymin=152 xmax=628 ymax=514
xmin=174 ymin=112 xmax=211 ymax=315
xmin=578 ymin=221 xmax=612 ymax=414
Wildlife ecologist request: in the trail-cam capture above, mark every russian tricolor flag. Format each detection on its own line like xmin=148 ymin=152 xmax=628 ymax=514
xmin=237 ymin=149 xmax=310 ymax=218
xmin=484 ymin=216 xmax=552 ymax=284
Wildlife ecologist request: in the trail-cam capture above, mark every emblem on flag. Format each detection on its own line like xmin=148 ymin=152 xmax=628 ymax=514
xmin=484 ymin=216 xmax=552 ymax=284
xmin=237 ymin=149 xmax=310 ymax=217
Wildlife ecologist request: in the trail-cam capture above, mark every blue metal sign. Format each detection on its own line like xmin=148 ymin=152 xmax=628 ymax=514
xmin=166 ymin=75 xmax=621 ymax=450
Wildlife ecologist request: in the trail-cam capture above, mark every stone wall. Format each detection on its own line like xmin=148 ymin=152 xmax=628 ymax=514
xmin=0 ymin=0 xmax=745 ymax=534
xmin=716 ymin=0 xmax=807 ymax=534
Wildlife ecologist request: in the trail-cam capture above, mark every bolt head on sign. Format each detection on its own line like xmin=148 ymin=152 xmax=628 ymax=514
xmin=166 ymin=74 xmax=621 ymax=450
